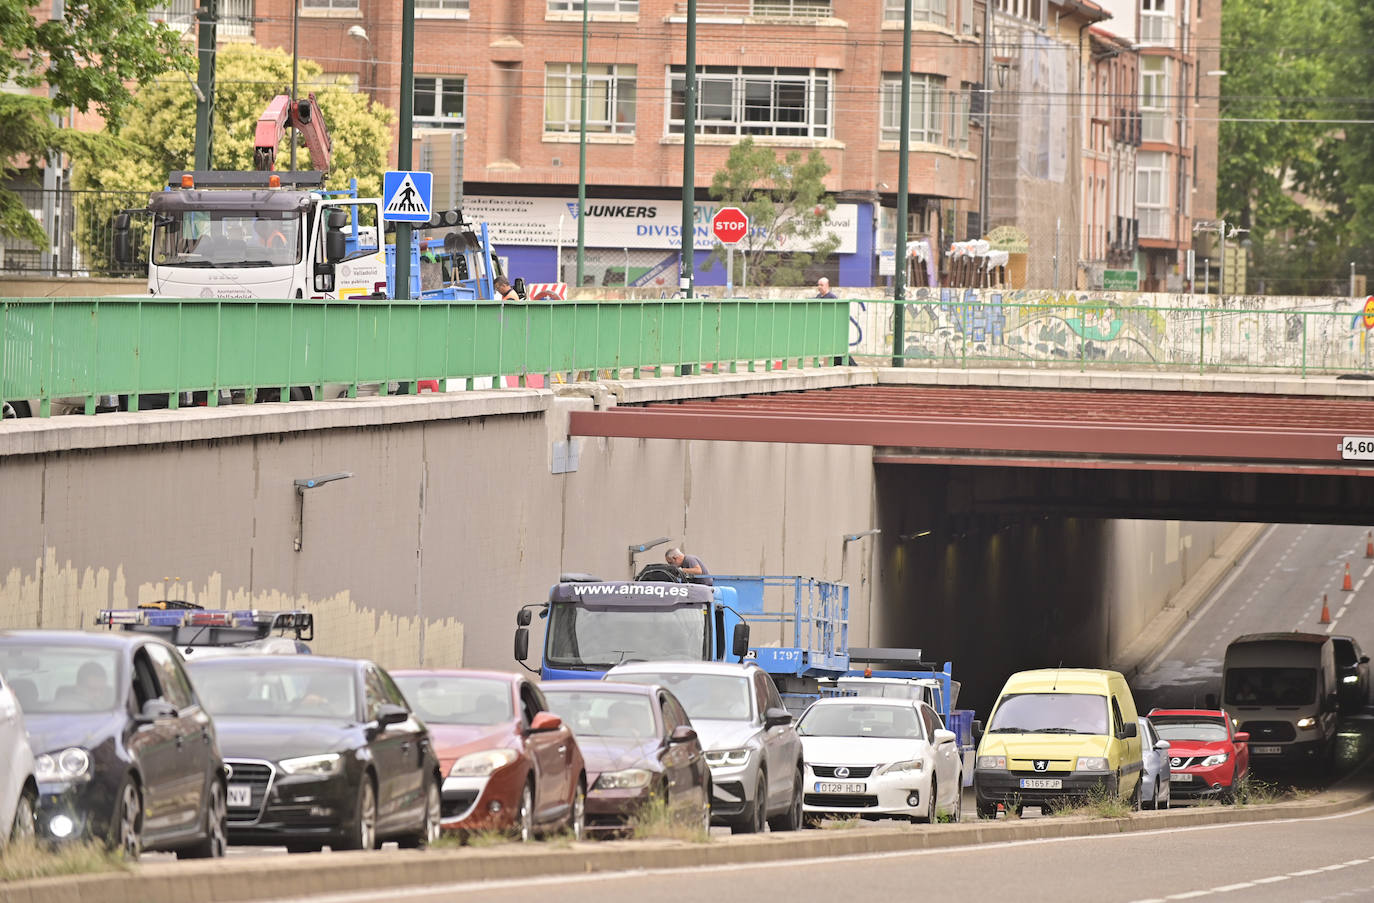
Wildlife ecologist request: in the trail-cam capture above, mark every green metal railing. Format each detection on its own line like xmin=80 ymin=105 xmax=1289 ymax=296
xmin=849 ymin=297 xmax=1373 ymax=377
xmin=2 ymin=297 xmax=850 ymax=416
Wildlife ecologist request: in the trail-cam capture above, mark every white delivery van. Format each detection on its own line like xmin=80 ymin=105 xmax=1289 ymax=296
xmin=1221 ymin=632 xmax=1339 ymax=772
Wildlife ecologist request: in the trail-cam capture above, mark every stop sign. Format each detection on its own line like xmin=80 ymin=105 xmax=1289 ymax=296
xmin=711 ymin=207 xmax=749 ymax=245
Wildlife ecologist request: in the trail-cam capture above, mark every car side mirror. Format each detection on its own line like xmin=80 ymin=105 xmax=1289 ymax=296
xmin=514 ymin=627 xmax=529 ymax=663
xmin=516 ymin=609 xmax=532 ymax=627
xmin=731 ymin=623 xmax=750 ymax=659
xmin=933 ymin=728 xmax=956 ymax=745
xmin=376 ymin=703 xmax=409 ymax=729
xmin=112 ymin=213 xmax=132 ymax=266
xmin=325 ymin=230 xmax=346 ymax=263
xmin=1120 ymin=722 xmax=1138 ymax=739
xmin=669 ymin=725 xmax=698 ymax=745
xmin=1234 ymin=732 xmax=1250 ymax=743
xmin=1154 ymin=739 xmax=1170 ymax=751
xmin=1360 ymin=654 xmax=1371 ymax=664
xmin=763 ymin=706 xmax=792 ymax=729
xmin=135 ymin=698 xmax=177 ymax=724
xmin=971 ymin=719 xmax=984 ymax=741
xmin=529 ymin=711 xmax=562 ymax=733
xmin=512 ymin=276 xmax=527 ymax=300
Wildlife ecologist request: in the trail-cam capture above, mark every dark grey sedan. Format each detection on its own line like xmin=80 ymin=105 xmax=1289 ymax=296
xmin=0 ymin=630 xmax=227 ymax=859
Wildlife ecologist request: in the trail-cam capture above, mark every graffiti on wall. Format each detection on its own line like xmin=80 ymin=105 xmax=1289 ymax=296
xmin=848 ymin=289 xmax=1373 ymax=372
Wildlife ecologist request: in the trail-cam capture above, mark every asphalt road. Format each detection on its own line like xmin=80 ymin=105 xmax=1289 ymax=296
xmin=249 ymin=802 xmax=1374 ymax=903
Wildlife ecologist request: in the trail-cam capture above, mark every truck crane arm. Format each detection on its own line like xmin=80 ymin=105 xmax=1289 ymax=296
xmin=253 ymin=93 xmax=333 ymax=177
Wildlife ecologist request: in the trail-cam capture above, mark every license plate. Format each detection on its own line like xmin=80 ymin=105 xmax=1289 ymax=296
xmin=1019 ymin=778 xmax=1062 ymax=789
xmin=814 ymin=782 xmax=865 ymax=793
xmin=227 ymin=784 xmax=253 ymax=807
xmin=1169 ymin=773 xmax=1193 ymax=783
xmin=1252 ymin=745 xmax=1283 ymax=755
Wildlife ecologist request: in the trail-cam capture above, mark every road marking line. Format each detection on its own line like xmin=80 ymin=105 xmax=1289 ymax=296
xmin=1211 ymin=882 xmax=1255 ymax=891
xmin=1291 ymin=869 xmax=1325 ymax=876
xmin=254 ymin=803 xmax=1374 ymax=903
xmin=1165 ymin=891 xmax=1211 ymax=900
xmin=1355 ymin=579 xmax=1366 ymax=593
xmin=1365 ymin=564 xmax=1374 ymax=578
xmin=1253 ymin=875 xmax=1290 ymax=884
xmin=1327 ymin=621 xmax=1339 ymax=634
xmin=1337 ymin=607 xmax=1349 ymax=618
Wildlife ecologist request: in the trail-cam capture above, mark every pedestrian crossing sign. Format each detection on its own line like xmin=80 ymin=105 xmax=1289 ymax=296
xmin=382 ymin=170 xmax=433 ymax=223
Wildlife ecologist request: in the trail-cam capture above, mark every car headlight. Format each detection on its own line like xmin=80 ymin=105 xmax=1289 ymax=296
xmin=35 ymin=747 xmax=91 ymax=783
xmin=278 ymin=753 xmax=344 ymax=776
xmin=976 ymin=755 xmax=1006 ymax=770
xmin=704 ymin=748 xmax=751 ymax=768
xmin=594 ymin=768 xmax=653 ymax=790
xmin=1200 ymin=752 xmax=1229 ymax=768
xmin=1297 ymin=717 xmax=1317 ymax=730
xmin=880 ymin=758 xmax=924 ymax=775
xmin=451 ymin=749 xmax=519 ymax=777
xmin=1344 ymin=675 xmax=1360 ymax=684
xmin=1076 ymin=757 xmax=1109 ymax=772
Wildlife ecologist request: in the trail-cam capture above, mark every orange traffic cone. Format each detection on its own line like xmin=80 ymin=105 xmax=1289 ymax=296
xmin=1320 ymin=594 xmax=1332 ymax=625
xmin=1366 ymin=531 xmax=1372 ymax=558
xmin=1343 ymin=562 xmax=1354 ymax=592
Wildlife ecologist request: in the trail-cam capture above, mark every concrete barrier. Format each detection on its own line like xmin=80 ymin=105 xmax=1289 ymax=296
xmin=4 ymin=787 xmax=1370 ymax=903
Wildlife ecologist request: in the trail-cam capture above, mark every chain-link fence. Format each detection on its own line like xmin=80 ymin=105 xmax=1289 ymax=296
xmin=1 ymin=188 xmax=150 ymax=278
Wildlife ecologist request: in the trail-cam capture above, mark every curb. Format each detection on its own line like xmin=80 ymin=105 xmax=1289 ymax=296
xmin=4 ymin=787 xmax=1370 ymax=903
xmin=1111 ymin=522 xmax=1270 ymax=683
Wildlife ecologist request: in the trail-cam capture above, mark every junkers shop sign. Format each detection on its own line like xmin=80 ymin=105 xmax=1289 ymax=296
xmin=462 ymin=195 xmax=859 ymax=254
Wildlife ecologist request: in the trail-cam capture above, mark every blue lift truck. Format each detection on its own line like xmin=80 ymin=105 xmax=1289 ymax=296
xmin=512 ymin=569 xmax=976 ymax=757
xmin=94 ymin=601 xmax=314 ymax=657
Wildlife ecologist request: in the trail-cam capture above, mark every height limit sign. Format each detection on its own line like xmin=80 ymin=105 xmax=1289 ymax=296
xmin=712 ymin=207 xmax=748 ymax=297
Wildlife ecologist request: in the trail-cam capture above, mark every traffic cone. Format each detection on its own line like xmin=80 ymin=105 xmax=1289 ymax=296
xmin=1366 ymin=531 xmax=1372 ymax=558
xmin=1320 ymin=594 xmax=1332 ymax=625
xmin=1343 ymin=562 xmax=1354 ymax=592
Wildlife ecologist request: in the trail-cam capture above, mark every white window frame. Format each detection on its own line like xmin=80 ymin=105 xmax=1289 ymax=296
xmin=413 ymin=76 xmax=466 ymax=131
xmin=668 ymin=67 xmax=832 ymax=139
xmin=1137 ymin=150 xmax=1169 ymax=240
xmin=547 ymin=0 xmax=637 ymax=11
xmin=1140 ymin=0 xmax=1173 ymax=45
xmin=544 ymin=63 xmax=637 ymax=135
xmin=880 ymin=74 xmax=947 ymax=145
xmin=416 ymin=0 xmax=469 ymax=13
xmin=751 ymin=0 xmax=832 ymax=15
xmin=948 ymin=87 xmax=971 ymax=150
xmin=1140 ymin=57 xmax=1170 ymax=143
xmin=301 ymin=0 xmax=358 ymax=10
xmin=884 ymin=0 xmax=948 ymax=26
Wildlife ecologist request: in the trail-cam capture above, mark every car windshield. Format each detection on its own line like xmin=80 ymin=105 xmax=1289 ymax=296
xmin=543 ymin=690 xmax=657 ymax=739
xmin=392 ymin=675 xmax=513 ymax=725
xmin=0 ymin=644 xmax=121 ymax=714
xmin=798 ymin=703 xmax=923 ymax=740
xmin=546 ymin=603 xmax=709 ymax=669
xmin=985 ymin=693 xmax=1109 ymax=735
xmin=1149 ymin=717 xmax=1229 ymax=742
xmin=190 ymin=662 xmax=357 ymax=719
xmin=1224 ymin=667 xmax=1316 ymax=706
xmin=152 ymin=210 xmax=303 ymax=267
xmin=614 ymin=672 xmax=752 ymax=721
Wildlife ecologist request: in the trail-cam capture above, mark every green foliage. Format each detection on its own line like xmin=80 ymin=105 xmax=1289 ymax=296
xmin=0 ymin=838 xmax=129 ymax=882
xmin=703 ymin=138 xmax=839 ymax=288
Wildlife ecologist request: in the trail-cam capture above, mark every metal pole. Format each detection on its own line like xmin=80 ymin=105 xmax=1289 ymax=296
xmin=1219 ymin=221 xmax=1226 ymax=307
xmin=680 ymin=0 xmax=697 ymax=298
xmin=395 ymin=0 xmax=416 ymax=300
xmin=576 ymin=0 xmax=589 ymax=288
xmin=288 ymin=0 xmax=297 ymax=171
xmin=727 ymin=245 xmax=734 ymax=297
xmin=979 ymin=0 xmax=992 ymax=240
xmin=893 ymin=0 xmax=913 ymax=368
xmin=1352 ymin=260 xmax=1357 ymax=297
xmin=193 ymin=0 xmax=217 ymax=171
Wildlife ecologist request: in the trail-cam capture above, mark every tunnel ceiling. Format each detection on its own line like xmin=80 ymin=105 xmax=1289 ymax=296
xmin=568 ymin=385 xmax=1374 ymax=475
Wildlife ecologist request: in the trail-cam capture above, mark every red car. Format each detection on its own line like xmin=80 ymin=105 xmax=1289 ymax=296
xmin=1147 ymin=708 xmax=1249 ymax=802
xmin=390 ymin=669 xmax=586 ymax=841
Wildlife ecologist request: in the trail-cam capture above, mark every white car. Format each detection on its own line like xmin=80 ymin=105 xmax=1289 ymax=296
xmin=797 ymin=696 xmax=962 ymax=823
xmin=0 ymin=669 xmax=38 ymax=847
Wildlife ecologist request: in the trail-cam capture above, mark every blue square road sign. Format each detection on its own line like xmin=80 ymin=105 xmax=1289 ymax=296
xmin=382 ymin=171 xmax=433 ymax=223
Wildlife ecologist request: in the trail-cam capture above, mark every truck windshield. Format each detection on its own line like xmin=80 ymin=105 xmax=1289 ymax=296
xmin=1224 ymin=667 xmax=1316 ymax=706
xmin=985 ymin=693 xmax=1109 ymax=735
xmin=153 ymin=210 xmax=303 ymax=267
xmin=546 ymin=603 xmax=708 ymax=669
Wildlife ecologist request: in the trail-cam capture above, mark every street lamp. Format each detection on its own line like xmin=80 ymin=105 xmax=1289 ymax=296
xmin=347 ymin=25 xmax=377 ymax=100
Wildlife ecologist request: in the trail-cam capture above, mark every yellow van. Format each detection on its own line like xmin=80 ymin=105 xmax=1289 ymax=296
xmin=973 ymin=668 xmax=1143 ymax=817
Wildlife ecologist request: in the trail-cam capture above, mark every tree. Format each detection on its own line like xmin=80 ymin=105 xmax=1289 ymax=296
xmin=702 ymin=139 xmax=839 ymax=288
xmin=74 ymin=42 xmax=394 ymax=271
xmin=0 ymin=0 xmax=190 ymax=243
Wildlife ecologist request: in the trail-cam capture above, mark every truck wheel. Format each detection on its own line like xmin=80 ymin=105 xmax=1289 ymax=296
xmin=2 ymin=400 xmax=31 ymax=419
xmin=731 ymin=775 xmax=767 ymax=834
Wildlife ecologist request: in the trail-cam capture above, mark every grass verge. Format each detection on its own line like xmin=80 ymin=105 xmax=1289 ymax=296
xmin=627 ymin=795 xmax=710 ymax=843
xmin=0 ymin=839 xmax=128 ymax=883
xmin=1048 ymin=788 xmax=1135 ymax=819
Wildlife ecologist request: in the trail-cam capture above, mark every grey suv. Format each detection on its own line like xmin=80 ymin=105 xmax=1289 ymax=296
xmin=605 ymin=661 xmax=803 ymax=834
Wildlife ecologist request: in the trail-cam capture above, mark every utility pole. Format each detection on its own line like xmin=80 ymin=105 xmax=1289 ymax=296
xmin=679 ymin=0 xmax=697 ymax=298
xmin=893 ymin=0 xmax=913 ymax=367
xmin=394 ymin=0 xmax=416 ymax=300
xmin=193 ymin=0 xmax=217 ymax=171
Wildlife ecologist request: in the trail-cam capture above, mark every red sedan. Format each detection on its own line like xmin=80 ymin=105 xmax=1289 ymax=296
xmin=1147 ymin=708 xmax=1250 ymax=802
xmin=391 ymin=669 xmax=586 ymax=841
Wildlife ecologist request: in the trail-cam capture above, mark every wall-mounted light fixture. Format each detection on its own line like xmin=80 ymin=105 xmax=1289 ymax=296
xmin=627 ymin=535 xmax=672 ymax=578
xmin=294 ymin=472 xmax=353 ymax=552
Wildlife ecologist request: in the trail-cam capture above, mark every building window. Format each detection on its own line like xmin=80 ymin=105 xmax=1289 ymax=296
xmin=961 ymin=0 xmax=974 ymax=33
xmin=301 ymin=0 xmax=358 ymax=10
xmin=544 ymin=64 xmax=636 ymax=134
xmin=417 ymin=0 xmax=468 ymax=10
xmin=751 ymin=0 xmax=832 ymax=15
xmin=148 ymin=0 xmax=253 ymax=37
xmin=995 ymin=0 xmax=1042 ymax=24
xmin=669 ymin=67 xmax=832 ymax=138
xmin=884 ymin=0 xmax=947 ymax=26
xmin=948 ymin=85 xmax=971 ymax=150
xmin=414 ymin=77 xmax=465 ymax=130
xmin=1140 ymin=57 xmax=1170 ymax=142
xmin=879 ymin=74 xmax=946 ymax=144
xmin=1137 ymin=150 xmax=1169 ymax=239
xmin=1140 ymin=0 xmax=1173 ymax=45
xmin=548 ymin=0 xmax=637 ymax=11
